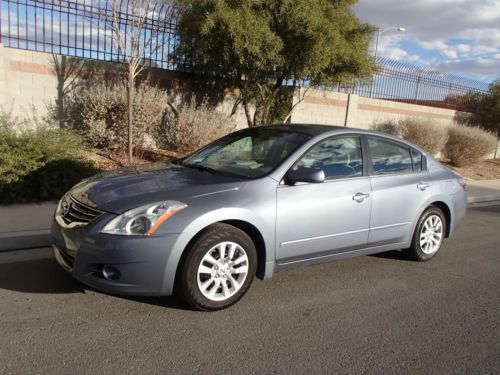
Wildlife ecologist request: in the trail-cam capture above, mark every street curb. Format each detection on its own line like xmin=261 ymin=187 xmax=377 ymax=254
xmin=0 ymin=230 xmax=53 ymax=252
xmin=467 ymin=195 xmax=500 ymax=204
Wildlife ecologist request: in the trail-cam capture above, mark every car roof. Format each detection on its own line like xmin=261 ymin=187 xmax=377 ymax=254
xmin=257 ymin=124 xmax=363 ymax=136
xmin=260 ymin=124 xmax=348 ymax=136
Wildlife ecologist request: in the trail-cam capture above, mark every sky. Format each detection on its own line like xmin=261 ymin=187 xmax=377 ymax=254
xmin=353 ymin=0 xmax=500 ymax=84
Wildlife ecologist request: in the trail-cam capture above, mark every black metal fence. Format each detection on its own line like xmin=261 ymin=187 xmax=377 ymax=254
xmin=0 ymin=0 xmax=179 ymax=69
xmin=0 ymin=0 xmax=490 ymax=112
xmin=334 ymin=57 xmax=490 ymax=112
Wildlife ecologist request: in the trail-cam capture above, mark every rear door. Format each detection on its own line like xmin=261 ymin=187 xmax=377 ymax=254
xmin=276 ymin=135 xmax=372 ymax=262
xmin=366 ymin=136 xmax=431 ymax=245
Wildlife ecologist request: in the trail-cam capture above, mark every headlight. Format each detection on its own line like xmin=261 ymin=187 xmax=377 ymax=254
xmin=101 ymin=201 xmax=187 ymax=236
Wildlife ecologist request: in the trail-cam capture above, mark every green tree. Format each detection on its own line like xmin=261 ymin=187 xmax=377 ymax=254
xmin=453 ymin=80 xmax=500 ymax=158
xmin=481 ymin=80 xmax=500 ymax=158
xmin=174 ymin=0 xmax=375 ymax=126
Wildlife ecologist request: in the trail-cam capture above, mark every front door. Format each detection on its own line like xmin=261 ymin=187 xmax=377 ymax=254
xmin=276 ymin=135 xmax=372 ymax=262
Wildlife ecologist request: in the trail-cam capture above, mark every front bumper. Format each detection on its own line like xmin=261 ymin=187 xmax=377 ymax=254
xmin=51 ymin=216 xmax=186 ymax=296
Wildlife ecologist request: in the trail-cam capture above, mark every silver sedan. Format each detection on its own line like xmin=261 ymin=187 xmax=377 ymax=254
xmin=52 ymin=125 xmax=467 ymax=310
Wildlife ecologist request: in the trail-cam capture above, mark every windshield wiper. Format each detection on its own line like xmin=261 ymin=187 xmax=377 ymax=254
xmin=183 ymin=163 xmax=218 ymax=174
xmin=183 ymin=162 xmax=249 ymax=179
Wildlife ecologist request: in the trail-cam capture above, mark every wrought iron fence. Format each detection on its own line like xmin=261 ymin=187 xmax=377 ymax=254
xmin=335 ymin=57 xmax=490 ymax=112
xmin=0 ymin=0 xmax=491 ymax=112
xmin=0 ymin=0 xmax=179 ymax=69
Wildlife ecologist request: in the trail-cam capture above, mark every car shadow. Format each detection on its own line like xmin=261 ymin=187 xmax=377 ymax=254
xmin=370 ymin=250 xmax=413 ymax=261
xmin=0 ymin=252 xmax=191 ymax=310
xmin=0 ymin=256 xmax=84 ymax=294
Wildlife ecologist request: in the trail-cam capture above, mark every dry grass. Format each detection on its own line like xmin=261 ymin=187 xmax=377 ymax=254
xmin=444 ymin=159 xmax=500 ymax=180
xmin=66 ymin=81 xmax=168 ymax=153
xmin=370 ymin=120 xmax=401 ymax=137
xmin=444 ymin=126 xmax=497 ymax=166
xmin=163 ymin=96 xmax=236 ymax=153
xmin=399 ymin=118 xmax=448 ymax=155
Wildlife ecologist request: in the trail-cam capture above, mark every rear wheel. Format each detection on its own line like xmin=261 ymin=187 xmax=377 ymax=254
xmin=405 ymin=206 xmax=446 ymax=261
xmin=179 ymin=224 xmax=257 ymax=311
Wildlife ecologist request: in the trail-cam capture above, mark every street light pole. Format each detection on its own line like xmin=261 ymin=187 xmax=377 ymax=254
xmin=370 ymin=26 xmax=406 ymax=98
xmin=374 ymin=26 xmax=406 ymax=61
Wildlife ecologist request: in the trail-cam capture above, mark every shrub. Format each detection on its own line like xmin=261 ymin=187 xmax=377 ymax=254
xmin=370 ymin=120 xmax=401 ymax=137
xmin=65 ymin=80 xmax=168 ymax=153
xmin=0 ymin=113 xmax=97 ymax=203
xmin=444 ymin=126 xmax=497 ymax=166
xmin=399 ymin=118 xmax=448 ymax=155
xmin=162 ymin=96 xmax=236 ymax=153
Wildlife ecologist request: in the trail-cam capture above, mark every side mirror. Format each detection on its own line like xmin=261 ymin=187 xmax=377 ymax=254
xmin=286 ymin=167 xmax=325 ymax=185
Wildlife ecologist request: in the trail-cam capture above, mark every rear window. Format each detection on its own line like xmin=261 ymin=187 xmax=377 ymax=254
xmin=411 ymin=148 xmax=423 ymax=172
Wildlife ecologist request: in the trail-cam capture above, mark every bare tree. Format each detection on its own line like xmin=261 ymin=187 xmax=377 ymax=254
xmin=100 ymin=0 xmax=173 ymax=164
xmin=51 ymin=55 xmax=103 ymax=128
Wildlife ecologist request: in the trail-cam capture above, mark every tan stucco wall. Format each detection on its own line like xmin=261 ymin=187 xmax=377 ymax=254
xmin=290 ymin=87 xmax=462 ymax=129
xmin=0 ymin=44 xmax=252 ymax=128
xmin=0 ymin=44 xmax=480 ymax=133
xmin=0 ymin=44 xmax=60 ymax=119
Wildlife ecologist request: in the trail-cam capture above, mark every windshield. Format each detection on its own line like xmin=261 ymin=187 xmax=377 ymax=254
xmin=182 ymin=128 xmax=311 ymax=178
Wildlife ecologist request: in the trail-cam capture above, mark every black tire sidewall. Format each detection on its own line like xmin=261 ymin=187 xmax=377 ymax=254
xmin=181 ymin=224 xmax=257 ymax=311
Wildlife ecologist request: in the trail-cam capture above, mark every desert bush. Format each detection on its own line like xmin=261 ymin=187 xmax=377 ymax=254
xmin=162 ymin=96 xmax=236 ymax=153
xmin=65 ymin=80 xmax=168 ymax=153
xmin=0 ymin=112 xmax=97 ymax=203
xmin=370 ymin=119 xmax=401 ymax=137
xmin=399 ymin=118 xmax=448 ymax=155
xmin=444 ymin=126 xmax=497 ymax=166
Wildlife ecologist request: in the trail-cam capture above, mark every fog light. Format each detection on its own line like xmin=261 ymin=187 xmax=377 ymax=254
xmin=102 ymin=265 xmax=121 ymax=281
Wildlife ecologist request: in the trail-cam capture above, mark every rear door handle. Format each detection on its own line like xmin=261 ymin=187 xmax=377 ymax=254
xmin=353 ymin=192 xmax=370 ymax=203
xmin=417 ymin=182 xmax=430 ymax=191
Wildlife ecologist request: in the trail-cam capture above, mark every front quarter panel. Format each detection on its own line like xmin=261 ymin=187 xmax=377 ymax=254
xmin=158 ymin=177 xmax=278 ymax=294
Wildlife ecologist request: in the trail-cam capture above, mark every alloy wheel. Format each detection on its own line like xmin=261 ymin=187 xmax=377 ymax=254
xmin=419 ymin=214 xmax=444 ymax=255
xmin=196 ymin=241 xmax=249 ymax=302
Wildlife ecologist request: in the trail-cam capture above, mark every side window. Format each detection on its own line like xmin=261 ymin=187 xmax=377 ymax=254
xmin=368 ymin=137 xmax=413 ymax=175
xmin=296 ymin=136 xmax=363 ymax=180
xmin=411 ymin=148 xmax=423 ymax=172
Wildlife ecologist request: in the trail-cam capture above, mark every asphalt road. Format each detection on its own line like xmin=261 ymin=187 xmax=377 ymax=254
xmin=0 ymin=205 xmax=499 ymax=374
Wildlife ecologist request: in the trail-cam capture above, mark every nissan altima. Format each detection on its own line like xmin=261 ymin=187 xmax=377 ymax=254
xmin=52 ymin=125 xmax=467 ymax=310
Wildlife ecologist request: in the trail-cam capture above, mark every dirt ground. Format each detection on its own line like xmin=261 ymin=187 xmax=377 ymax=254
xmin=444 ymin=159 xmax=500 ymax=181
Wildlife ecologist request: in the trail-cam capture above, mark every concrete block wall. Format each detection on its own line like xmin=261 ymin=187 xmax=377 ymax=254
xmin=290 ymin=87 xmax=460 ymax=129
xmin=0 ymin=44 xmax=59 ymax=121
xmin=0 ymin=44 xmax=252 ymax=128
xmin=0 ymin=44 xmax=492 ymax=144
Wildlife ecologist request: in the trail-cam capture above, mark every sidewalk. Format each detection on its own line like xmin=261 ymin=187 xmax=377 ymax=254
xmin=466 ymin=180 xmax=500 ymax=204
xmin=1 ymin=180 xmax=499 ymax=251
xmin=0 ymin=202 xmax=56 ymax=251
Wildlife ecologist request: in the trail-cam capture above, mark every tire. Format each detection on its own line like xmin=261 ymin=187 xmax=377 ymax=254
xmin=404 ymin=206 xmax=446 ymax=261
xmin=179 ymin=224 xmax=257 ymax=311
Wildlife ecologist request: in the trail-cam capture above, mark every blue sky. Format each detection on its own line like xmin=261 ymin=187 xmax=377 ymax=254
xmin=353 ymin=0 xmax=500 ymax=83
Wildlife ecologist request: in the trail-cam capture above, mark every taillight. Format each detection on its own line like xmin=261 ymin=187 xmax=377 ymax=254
xmin=450 ymin=169 xmax=466 ymax=190
xmin=458 ymin=177 xmax=466 ymax=190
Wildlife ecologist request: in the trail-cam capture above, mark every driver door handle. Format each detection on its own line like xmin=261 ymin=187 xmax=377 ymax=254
xmin=353 ymin=192 xmax=370 ymax=203
xmin=417 ymin=182 xmax=430 ymax=191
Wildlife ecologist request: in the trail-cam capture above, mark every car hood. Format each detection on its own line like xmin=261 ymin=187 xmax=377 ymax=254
xmin=69 ymin=162 xmax=246 ymax=213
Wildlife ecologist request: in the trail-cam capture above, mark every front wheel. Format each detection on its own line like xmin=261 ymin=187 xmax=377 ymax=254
xmin=404 ymin=206 xmax=446 ymax=261
xmin=179 ymin=224 xmax=257 ymax=311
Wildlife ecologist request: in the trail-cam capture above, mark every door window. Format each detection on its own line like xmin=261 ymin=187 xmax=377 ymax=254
xmin=368 ymin=137 xmax=413 ymax=174
xmin=296 ymin=136 xmax=363 ymax=180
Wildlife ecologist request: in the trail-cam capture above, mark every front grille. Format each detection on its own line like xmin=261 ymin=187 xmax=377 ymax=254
xmin=60 ymin=195 xmax=103 ymax=227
